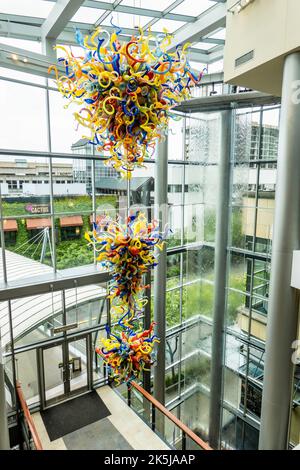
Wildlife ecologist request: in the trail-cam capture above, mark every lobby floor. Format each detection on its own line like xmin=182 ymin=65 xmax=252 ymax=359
xmin=32 ymin=386 xmax=170 ymax=450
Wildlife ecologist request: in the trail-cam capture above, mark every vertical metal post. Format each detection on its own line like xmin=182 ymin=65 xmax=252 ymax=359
xmin=143 ymin=271 xmax=151 ymax=394
xmin=151 ymin=402 xmax=156 ymax=431
xmin=153 ymin=137 xmax=168 ymax=407
xmin=143 ymin=271 xmax=151 ymax=422
xmin=182 ymin=431 xmax=186 ymax=451
xmin=153 ymin=137 xmax=168 ymax=439
xmin=0 ymin=187 xmax=11 ymax=447
xmin=127 ymin=384 xmax=131 ymax=407
xmin=91 ymin=158 xmax=97 ymax=265
xmin=49 ymin=158 xmax=57 ymax=272
xmin=42 ymin=36 xmax=56 ymax=273
xmin=0 ymin=331 xmax=10 ymax=449
xmin=259 ymin=52 xmax=300 ymax=450
xmin=208 ymin=109 xmax=232 ymax=449
xmin=61 ymin=290 xmax=69 ymax=394
xmin=0 ymin=185 xmax=8 ymax=285
xmin=86 ymin=333 xmax=93 ymax=391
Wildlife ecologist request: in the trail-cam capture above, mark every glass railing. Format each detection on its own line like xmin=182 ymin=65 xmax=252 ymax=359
xmin=126 ymin=381 xmax=212 ymax=451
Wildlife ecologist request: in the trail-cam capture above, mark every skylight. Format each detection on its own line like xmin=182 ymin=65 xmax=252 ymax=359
xmin=121 ymin=0 xmax=176 ymax=12
xmin=149 ymin=18 xmax=185 ymax=33
xmin=101 ymin=11 xmax=150 ymax=30
xmin=0 ymin=0 xmax=54 ymax=18
xmin=71 ymin=7 xmax=105 ymax=24
xmin=171 ymin=0 xmax=216 ymax=17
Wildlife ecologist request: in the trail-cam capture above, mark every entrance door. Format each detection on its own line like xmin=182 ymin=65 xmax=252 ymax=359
xmin=39 ymin=334 xmax=91 ymax=408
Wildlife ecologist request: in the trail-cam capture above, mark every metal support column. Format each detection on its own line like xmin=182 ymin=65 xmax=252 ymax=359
xmin=259 ymin=52 xmax=300 ymax=450
xmin=0 ymin=331 xmax=10 ymax=449
xmin=143 ymin=271 xmax=152 ymax=422
xmin=43 ymin=36 xmax=57 ymax=272
xmin=143 ymin=270 xmax=151 ymax=394
xmin=208 ymin=109 xmax=232 ymax=449
xmin=153 ymin=137 xmax=168 ymax=409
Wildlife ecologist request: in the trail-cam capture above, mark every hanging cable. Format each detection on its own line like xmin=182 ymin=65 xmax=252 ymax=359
xmin=13 ymin=229 xmax=44 ymax=254
xmin=30 ymin=234 xmax=44 ymax=258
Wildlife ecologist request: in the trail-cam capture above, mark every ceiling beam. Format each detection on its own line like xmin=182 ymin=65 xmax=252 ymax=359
xmin=41 ymin=0 xmax=85 ymax=40
xmin=44 ymin=0 xmax=197 ymax=23
xmin=166 ymin=2 xmax=226 ymax=51
xmin=199 ymin=37 xmax=225 ymax=45
xmin=142 ymin=0 xmax=185 ymax=31
xmin=86 ymin=1 xmax=196 ymax=23
xmin=0 ymin=42 xmax=64 ymax=78
xmin=95 ymin=0 xmax=122 ymax=28
xmin=0 ymin=19 xmax=210 ymax=64
xmin=0 ymin=20 xmax=41 ymax=41
xmin=207 ymin=45 xmax=224 ymax=63
xmin=0 ymin=14 xmax=162 ymax=40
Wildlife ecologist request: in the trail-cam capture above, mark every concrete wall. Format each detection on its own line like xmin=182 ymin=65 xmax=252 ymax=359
xmin=224 ymin=0 xmax=300 ymax=95
xmin=237 ymin=308 xmax=267 ymax=342
xmin=242 ymin=196 xmax=274 ymax=239
xmin=22 ymin=183 xmax=86 ymax=196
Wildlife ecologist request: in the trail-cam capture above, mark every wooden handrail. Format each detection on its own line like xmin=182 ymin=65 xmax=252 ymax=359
xmin=130 ymin=381 xmax=212 ymax=450
xmin=16 ymin=381 xmax=43 ymax=451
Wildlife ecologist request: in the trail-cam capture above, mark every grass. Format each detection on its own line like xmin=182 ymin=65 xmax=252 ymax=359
xmin=4 ymin=195 xmax=117 ymax=269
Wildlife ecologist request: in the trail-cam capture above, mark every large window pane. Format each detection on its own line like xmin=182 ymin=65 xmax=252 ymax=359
xmin=0 ymin=82 xmax=48 ymax=151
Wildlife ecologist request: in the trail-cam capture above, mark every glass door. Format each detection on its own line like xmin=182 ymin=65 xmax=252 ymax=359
xmin=42 ymin=342 xmax=65 ymax=406
xmin=67 ymin=336 xmax=89 ymax=395
xmin=39 ymin=334 xmax=90 ymax=408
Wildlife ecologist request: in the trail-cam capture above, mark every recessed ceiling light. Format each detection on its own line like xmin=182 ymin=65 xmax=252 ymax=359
xmin=23 ymin=58 xmax=28 ymax=63
xmin=11 ymin=54 xmax=18 ymax=61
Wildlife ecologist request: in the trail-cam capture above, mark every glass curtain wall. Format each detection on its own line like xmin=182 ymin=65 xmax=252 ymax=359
xmin=221 ymin=106 xmax=280 ymax=450
xmin=165 ymin=112 xmax=219 ymax=445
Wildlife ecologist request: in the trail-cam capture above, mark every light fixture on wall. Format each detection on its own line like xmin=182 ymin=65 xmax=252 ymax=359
xmin=229 ymin=0 xmax=255 ymax=14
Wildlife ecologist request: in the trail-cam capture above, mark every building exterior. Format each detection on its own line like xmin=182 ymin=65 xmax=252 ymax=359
xmin=0 ymin=159 xmax=85 ymax=196
xmin=72 ymin=139 xmax=120 ymax=194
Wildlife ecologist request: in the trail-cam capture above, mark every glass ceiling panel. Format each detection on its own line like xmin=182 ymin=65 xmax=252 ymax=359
xmin=71 ymin=6 xmax=105 ymax=24
xmin=207 ymin=59 xmax=224 ymax=74
xmin=56 ymin=45 xmax=84 ymax=59
xmin=150 ymin=18 xmax=185 ymax=33
xmin=0 ymin=67 xmax=45 ymax=86
xmin=101 ymin=11 xmax=150 ymax=29
xmin=121 ymin=0 xmax=175 ymax=12
xmin=193 ymin=42 xmax=215 ymax=51
xmin=189 ymin=61 xmax=207 ymax=71
xmin=0 ymin=37 xmax=42 ymax=53
xmin=209 ymin=28 xmax=226 ymax=40
xmin=171 ymin=0 xmax=216 ymax=16
xmin=0 ymin=0 xmax=54 ymax=17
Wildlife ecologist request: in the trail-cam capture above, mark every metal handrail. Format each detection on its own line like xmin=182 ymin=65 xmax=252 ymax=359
xmin=128 ymin=381 xmax=212 ymax=451
xmin=16 ymin=381 xmax=43 ymax=450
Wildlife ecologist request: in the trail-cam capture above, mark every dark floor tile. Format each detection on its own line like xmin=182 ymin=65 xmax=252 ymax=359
xmin=63 ymin=418 xmax=133 ymax=450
